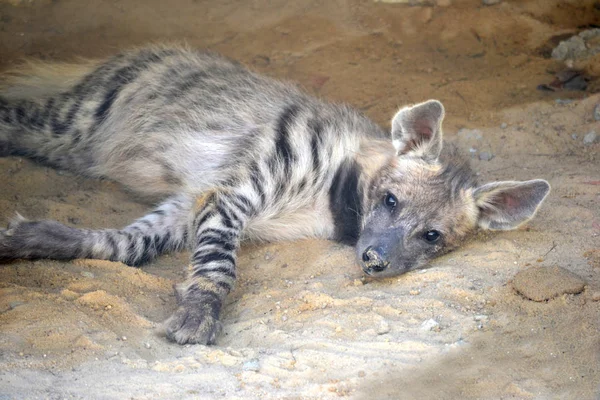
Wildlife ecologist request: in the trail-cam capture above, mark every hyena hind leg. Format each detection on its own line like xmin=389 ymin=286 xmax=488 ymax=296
xmin=0 ymin=194 xmax=193 ymax=266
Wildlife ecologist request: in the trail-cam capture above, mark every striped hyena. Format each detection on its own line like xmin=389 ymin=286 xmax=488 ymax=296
xmin=0 ymin=45 xmax=550 ymax=345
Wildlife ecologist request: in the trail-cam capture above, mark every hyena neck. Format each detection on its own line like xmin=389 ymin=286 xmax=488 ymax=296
xmin=329 ymin=137 xmax=396 ymax=245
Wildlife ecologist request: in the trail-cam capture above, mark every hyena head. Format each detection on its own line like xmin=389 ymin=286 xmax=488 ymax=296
xmin=357 ymin=100 xmax=550 ymax=277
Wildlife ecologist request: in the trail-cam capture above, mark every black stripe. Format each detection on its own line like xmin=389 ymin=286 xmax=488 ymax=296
xmin=124 ymin=236 xmax=139 ymax=266
xmin=151 ymin=209 xmax=166 ymax=216
xmin=193 ymin=209 xmax=216 ymax=231
xmin=219 ymin=204 xmax=243 ymax=229
xmin=192 ymin=265 xmax=236 ymax=279
xmin=309 ymin=119 xmax=324 ymax=179
xmin=155 ymin=231 xmax=171 ymax=254
xmin=229 ymin=194 xmax=255 ymax=216
xmin=197 ymin=235 xmax=236 ymax=252
xmin=249 ymin=161 xmax=266 ymax=205
xmin=105 ymin=233 xmax=120 ymax=259
xmin=274 ymin=105 xmax=299 ymax=175
xmin=192 ymin=251 xmax=235 ymax=266
xmin=93 ymin=52 xmax=164 ymax=126
xmin=216 ymin=280 xmax=233 ymax=292
xmin=199 ymin=228 xmax=233 ymax=240
xmin=328 ymin=159 xmax=363 ymax=245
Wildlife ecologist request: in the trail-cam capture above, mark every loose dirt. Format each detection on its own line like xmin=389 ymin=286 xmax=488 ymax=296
xmin=0 ymin=0 xmax=599 ymax=398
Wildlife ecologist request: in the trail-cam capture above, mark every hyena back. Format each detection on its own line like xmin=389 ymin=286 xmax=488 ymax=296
xmin=0 ymin=45 xmax=550 ymax=345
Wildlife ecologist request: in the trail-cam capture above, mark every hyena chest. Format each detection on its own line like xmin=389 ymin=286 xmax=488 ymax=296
xmin=243 ymin=194 xmax=336 ymax=242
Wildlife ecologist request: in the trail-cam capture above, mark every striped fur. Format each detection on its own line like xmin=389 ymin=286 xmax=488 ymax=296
xmin=0 ymin=45 xmax=550 ymax=344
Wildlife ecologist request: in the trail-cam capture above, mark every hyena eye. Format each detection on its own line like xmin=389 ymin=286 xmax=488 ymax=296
xmin=424 ymin=230 xmax=441 ymax=243
xmin=384 ymin=192 xmax=398 ymax=209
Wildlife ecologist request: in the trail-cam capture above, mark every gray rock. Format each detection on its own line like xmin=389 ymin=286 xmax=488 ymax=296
xmin=552 ymin=29 xmax=600 ymax=61
xmin=583 ymin=131 xmax=598 ymax=145
xmin=594 ymin=104 xmax=600 ymax=121
xmin=500 ymin=122 xmax=508 ymax=129
xmin=479 ymin=151 xmax=493 ymax=161
xmin=420 ymin=318 xmax=439 ymax=331
xmin=242 ymin=359 xmax=260 ymax=372
xmin=555 ymin=99 xmax=573 ymax=105
xmin=81 ymin=271 xmax=95 ymax=279
xmin=457 ymin=128 xmax=483 ymax=141
xmin=377 ymin=320 xmax=391 ymax=335
xmin=9 ymin=301 xmax=25 ymax=309
xmin=482 ymin=0 xmax=501 ymax=4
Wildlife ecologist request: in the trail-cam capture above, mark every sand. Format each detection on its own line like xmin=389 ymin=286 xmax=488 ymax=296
xmin=0 ymin=0 xmax=599 ymax=398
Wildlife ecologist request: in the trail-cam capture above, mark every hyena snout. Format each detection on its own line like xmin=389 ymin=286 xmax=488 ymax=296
xmin=361 ymin=245 xmax=389 ymax=274
xmin=357 ymin=225 xmax=407 ymax=277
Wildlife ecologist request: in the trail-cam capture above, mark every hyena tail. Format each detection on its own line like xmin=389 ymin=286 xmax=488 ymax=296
xmin=0 ymin=58 xmax=99 ymax=163
xmin=0 ymin=59 xmax=96 ymax=100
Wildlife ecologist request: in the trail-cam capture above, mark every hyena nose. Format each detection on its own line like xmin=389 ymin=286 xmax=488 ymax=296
xmin=362 ymin=246 xmax=388 ymax=273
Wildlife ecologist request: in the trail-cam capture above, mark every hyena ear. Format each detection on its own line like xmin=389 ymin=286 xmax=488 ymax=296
xmin=474 ymin=179 xmax=551 ymax=230
xmin=391 ymin=99 xmax=444 ymax=161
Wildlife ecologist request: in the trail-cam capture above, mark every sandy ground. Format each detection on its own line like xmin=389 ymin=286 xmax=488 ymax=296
xmin=0 ymin=0 xmax=599 ymax=398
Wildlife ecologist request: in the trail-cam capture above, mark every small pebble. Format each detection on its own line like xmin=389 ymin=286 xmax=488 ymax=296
xmin=358 ymin=370 xmax=366 ymax=378
xmin=479 ymin=151 xmax=493 ymax=161
xmin=409 ymin=289 xmax=420 ymax=295
xmin=242 ymin=359 xmax=260 ymax=372
xmin=591 ymin=292 xmax=600 ymax=302
xmin=121 ymin=336 xmax=127 ymax=341
xmin=80 ymin=271 xmax=95 ymax=279
xmin=377 ymin=320 xmax=391 ymax=335
xmin=9 ymin=301 xmax=25 ymax=309
xmin=420 ymin=318 xmax=439 ymax=331
xmin=555 ymin=99 xmax=573 ymax=105
xmin=594 ymin=104 xmax=600 ymax=121
xmin=500 ymin=122 xmax=508 ymax=129
xmin=353 ymin=279 xmax=363 ymax=286
xmin=144 ymin=342 xmax=151 ymax=349
xmin=583 ymin=131 xmax=598 ymax=145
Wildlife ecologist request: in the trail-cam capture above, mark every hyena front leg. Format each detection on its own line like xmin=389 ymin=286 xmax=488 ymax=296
xmin=0 ymin=194 xmax=192 ymax=265
xmin=165 ymin=190 xmax=254 ymax=345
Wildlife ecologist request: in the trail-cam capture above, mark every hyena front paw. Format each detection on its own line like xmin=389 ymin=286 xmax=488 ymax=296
xmin=164 ymin=291 xmax=223 ymax=345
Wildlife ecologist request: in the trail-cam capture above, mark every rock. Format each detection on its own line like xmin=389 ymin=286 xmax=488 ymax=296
xmin=552 ymin=29 xmax=600 ymax=61
xmin=457 ymin=128 xmax=483 ymax=141
xmin=420 ymin=318 xmax=439 ymax=331
xmin=242 ymin=359 xmax=260 ymax=372
xmin=512 ymin=266 xmax=587 ymax=301
xmin=9 ymin=301 xmax=25 ymax=309
xmin=591 ymin=292 xmax=600 ymax=302
xmin=555 ymin=99 xmax=573 ymax=105
xmin=583 ymin=131 xmax=598 ymax=145
xmin=478 ymin=151 xmax=493 ymax=161
xmin=482 ymin=0 xmax=501 ymax=5
xmin=377 ymin=320 xmax=391 ymax=335
xmin=81 ymin=271 xmax=95 ymax=279
xmin=594 ymin=104 xmax=600 ymax=121
xmin=500 ymin=123 xmax=508 ymax=129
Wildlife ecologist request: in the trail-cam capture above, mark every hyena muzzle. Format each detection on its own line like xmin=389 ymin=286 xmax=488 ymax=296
xmin=0 ymin=45 xmax=550 ymax=345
